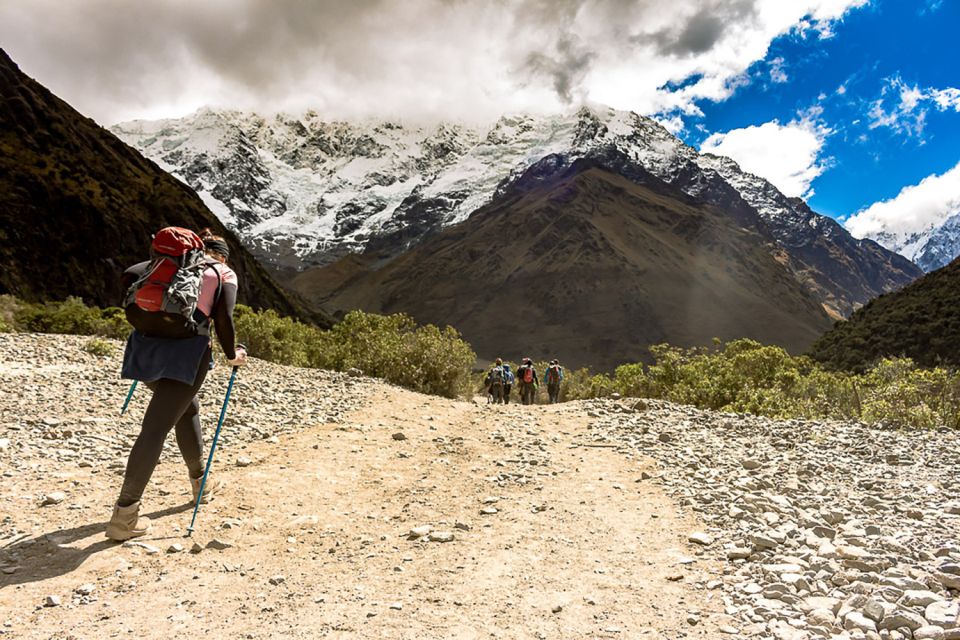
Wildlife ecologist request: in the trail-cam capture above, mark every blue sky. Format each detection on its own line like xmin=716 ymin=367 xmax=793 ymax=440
xmin=679 ymin=0 xmax=960 ymax=222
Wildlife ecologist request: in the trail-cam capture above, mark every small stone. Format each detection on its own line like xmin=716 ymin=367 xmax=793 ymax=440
xmin=121 ymin=540 xmax=160 ymax=555
xmin=480 ymin=507 xmax=498 ymax=515
xmin=657 ymin=433 xmax=673 ymax=443
xmin=44 ymin=595 xmax=61 ymax=607
xmin=347 ymin=368 xmax=363 ymax=377
xmin=407 ymin=525 xmax=432 ymax=539
xmin=391 ymin=432 xmax=407 ymax=441
xmin=428 ymin=531 xmax=454 ymax=543
xmin=74 ymin=584 xmax=96 ymax=596
xmin=167 ymin=543 xmax=184 ymax=554
xmin=235 ymin=456 xmax=252 ymax=467
xmin=41 ymin=491 xmax=66 ymax=506
xmin=925 ymin=601 xmax=959 ymax=629
xmin=914 ymin=627 xmax=946 ymax=640
xmin=190 ymin=542 xmax=204 ymax=554
xmin=269 ymin=575 xmax=285 ymax=586
xmin=206 ymin=539 xmax=233 ymax=551
xmin=741 ymin=459 xmax=762 ymax=470
xmin=389 ymin=602 xmax=403 ymax=611
xmin=552 ymin=605 xmax=562 ymax=613
xmin=688 ymin=532 xmax=713 ymax=546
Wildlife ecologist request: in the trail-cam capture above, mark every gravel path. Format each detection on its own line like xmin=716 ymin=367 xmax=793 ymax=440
xmin=586 ymin=398 xmax=960 ymax=639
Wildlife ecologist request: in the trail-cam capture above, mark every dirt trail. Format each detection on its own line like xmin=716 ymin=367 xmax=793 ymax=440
xmin=1 ymin=347 xmax=729 ymax=638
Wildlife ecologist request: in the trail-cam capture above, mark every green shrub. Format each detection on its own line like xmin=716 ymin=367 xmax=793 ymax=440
xmin=234 ymin=306 xmax=475 ymax=398
xmin=561 ymin=339 xmax=960 ymax=429
xmin=82 ymin=337 xmax=115 ymax=357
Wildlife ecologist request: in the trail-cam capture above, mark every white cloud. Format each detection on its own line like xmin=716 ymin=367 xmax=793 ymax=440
xmin=769 ymin=57 xmax=788 ymax=83
xmin=0 ymin=0 xmax=870 ymax=125
xmin=868 ymin=76 xmax=960 ymax=138
xmin=844 ymin=161 xmax=960 ymax=244
xmin=700 ymin=114 xmax=831 ymax=198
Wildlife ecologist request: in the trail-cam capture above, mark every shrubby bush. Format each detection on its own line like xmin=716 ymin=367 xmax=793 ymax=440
xmin=561 ymin=338 xmax=960 ymax=429
xmin=82 ymin=337 xmax=115 ymax=357
xmin=2 ymin=296 xmax=130 ymax=338
xmin=233 ymin=305 xmax=476 ymax=398
xmin=2 ymin=297 xmax=476 ymax=399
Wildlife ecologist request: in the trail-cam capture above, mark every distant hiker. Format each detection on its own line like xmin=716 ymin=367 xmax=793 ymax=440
xmin=106 ymin=227 xmax=247 ymax=541
xmin=487 ymin=358 xmax=506 ymax=404
xmin=543 ymin=359 xmax=564 ymax=404
xmin=516 ymin=357 xmax=539 ymax=405
xmin=502 ymin=363 xmax=515 ymax=405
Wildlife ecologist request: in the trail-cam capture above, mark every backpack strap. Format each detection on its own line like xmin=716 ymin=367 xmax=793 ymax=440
xmin=203 ymin=259 xmax=224 ymax=317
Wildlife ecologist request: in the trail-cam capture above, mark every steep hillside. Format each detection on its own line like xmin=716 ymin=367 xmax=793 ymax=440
xmin=810 ymin=257 xmax=960 ymax=371
xmin=114 ymin=107 xmax=920 ymax=317
xmin=298 ymin=157 xmax=833 ymax=370
xmin=0 ymin=49 xmax=322 ymax=322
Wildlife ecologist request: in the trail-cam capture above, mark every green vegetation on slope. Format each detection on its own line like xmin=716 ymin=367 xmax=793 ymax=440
xmin=810 ymin=257 xmax=960 ymax=372
xmin=0 ymin=296 xmax=475 ymax=399
xmin=4 ymin=295 xmax=957 ymax=428
xmin=560 ymin=339 xmax=960 ymax=429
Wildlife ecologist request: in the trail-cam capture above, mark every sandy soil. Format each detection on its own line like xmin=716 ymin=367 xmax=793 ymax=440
xmin=1 ymin=348 xmax=729 ymax=639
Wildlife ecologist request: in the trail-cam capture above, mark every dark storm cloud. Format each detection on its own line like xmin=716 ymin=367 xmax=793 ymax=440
xmin=0 ymin=0 xmax=864 ymax=123
xmin=648 ymin=0 xmax=758 ymax=57
xmin=522 ymin=34 xmax=596 ymax=103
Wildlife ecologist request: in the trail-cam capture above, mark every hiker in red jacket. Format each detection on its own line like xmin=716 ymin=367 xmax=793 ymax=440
xmin=515 ymin=357 xmax=539 ymax=405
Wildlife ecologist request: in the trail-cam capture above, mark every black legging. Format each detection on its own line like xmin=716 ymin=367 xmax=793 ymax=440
xmin=117 ymin=348 xmax=210 ymax=507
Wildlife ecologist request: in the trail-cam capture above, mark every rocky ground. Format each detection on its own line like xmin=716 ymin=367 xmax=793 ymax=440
xmin=586 ymin=399 xmax=960 ymax=639
xmin=0 ymin=334 xmax=724 ymax=638
xmin=0 ymin=334 xmax=956 ymax=639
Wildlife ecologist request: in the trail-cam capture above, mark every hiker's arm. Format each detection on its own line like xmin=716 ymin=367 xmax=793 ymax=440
xmin=212 ymin=281 xmax=238 ymax=360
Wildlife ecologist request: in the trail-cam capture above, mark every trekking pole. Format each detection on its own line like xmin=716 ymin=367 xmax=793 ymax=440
xmin=186 ymin=365 xmax=238 ymax=537
xmin=120 ymin=381 xmax=138 ymax=416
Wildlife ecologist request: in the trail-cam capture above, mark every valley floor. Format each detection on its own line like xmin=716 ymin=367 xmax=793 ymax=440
xmin=0 ymin=335 xmax=725 ymax=639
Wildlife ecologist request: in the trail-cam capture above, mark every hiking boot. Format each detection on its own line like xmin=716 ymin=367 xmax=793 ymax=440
xmin=190 ymin=474 xmax=224 ymax=504
xmin=105 ymin=501 xmax=151 ymax=541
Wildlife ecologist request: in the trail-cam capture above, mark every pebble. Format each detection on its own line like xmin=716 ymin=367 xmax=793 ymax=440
xmin=235 ymin=456 xmax=252 ymax=467
xmin=41 ymin=491 xmax=66 ymax=506
xmin=269 ymin=575 xmax=285 ymax=586
xmin=43 ymin=595 xmax=61 ymax=607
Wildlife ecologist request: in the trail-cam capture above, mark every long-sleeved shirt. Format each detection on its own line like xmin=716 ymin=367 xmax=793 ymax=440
xmin=543 ymin=365 xmax=564 ymax=385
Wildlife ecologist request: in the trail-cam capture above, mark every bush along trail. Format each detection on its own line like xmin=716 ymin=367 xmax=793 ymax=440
xmin=0 ymin=333 xmax=957 ymax=638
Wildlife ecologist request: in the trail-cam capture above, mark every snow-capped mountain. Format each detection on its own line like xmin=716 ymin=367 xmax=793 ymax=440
xmin=112 ymin=105 xmax=921 ymax=316
xmin=859 ymin=211 xmax=960 ymax=273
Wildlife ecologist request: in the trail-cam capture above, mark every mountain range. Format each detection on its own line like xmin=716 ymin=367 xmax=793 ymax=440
xmin=0 ymin=48 xmax=319 ymax=322
xmin=298 ymin=154 xmax=835 ymax=370
xmin=113 ymin=106 xmax=921 ymax=320
xmin=856 ymin=211 xmax=960 ymax=273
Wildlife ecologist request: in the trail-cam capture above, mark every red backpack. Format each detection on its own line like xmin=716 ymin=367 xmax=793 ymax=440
xmin=522 ymin=366 xmax=534 ymax=384
xmin=124 ymin=227 xmax=218 ymax=338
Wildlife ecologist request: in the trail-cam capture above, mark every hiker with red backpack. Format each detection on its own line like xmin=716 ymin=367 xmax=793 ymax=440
xmin=516 ymin=357 xmax=539 ymax=405
xmin=543 ymin=359 xmax=564 ymax=404
xmin=106 ymin=227 xmax=247 ymax=541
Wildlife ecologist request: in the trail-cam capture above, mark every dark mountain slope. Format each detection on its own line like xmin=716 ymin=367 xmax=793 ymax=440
xmin=297 ymin=158 xmax=833 ymax=370
xmin=810 ymin=257 xmax=960 ymax=371
xmin=0 ymin=49 xmax=322 ymax=322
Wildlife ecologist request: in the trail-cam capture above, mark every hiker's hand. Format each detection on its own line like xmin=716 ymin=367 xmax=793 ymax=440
xmin=227 ymin=346 xmax=248 ymax=367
